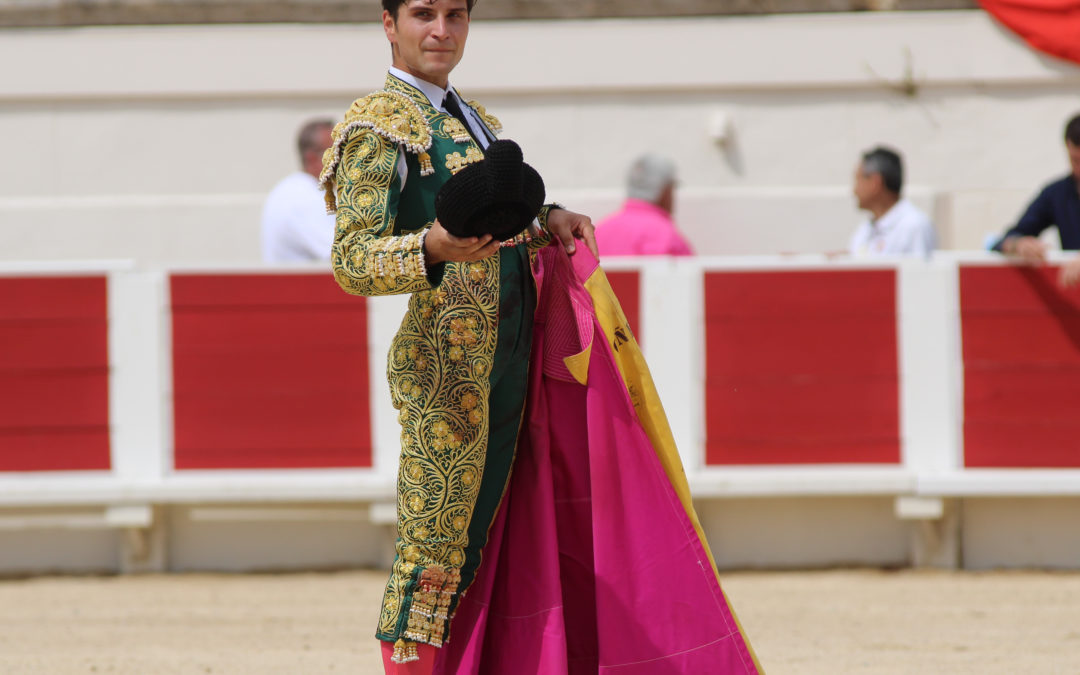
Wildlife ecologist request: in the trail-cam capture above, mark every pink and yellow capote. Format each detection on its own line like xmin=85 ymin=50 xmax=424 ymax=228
xmin=430 ymin=245 xmax=763 ymax=674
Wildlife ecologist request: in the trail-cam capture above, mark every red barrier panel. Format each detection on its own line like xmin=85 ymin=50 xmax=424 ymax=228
xmin=704 ymin=270 xmax=900 ymax=464
xmin=0 ymin=277 xmax=110 ymax=471
xmin=171 ymin=274 xmax=372 ymax=469
xmin=961 ymin=265 xmax=1080 ymax=467
xmin=605 ymin=270 xmax=641 ymax=343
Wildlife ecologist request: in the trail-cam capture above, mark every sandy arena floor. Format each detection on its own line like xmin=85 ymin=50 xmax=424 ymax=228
xmin=0 ymin=568 xmax=1077 ymax=674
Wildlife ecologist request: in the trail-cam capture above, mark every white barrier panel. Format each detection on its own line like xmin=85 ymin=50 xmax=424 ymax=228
xmin=2 ymin=254 xmax=1080 ymax=572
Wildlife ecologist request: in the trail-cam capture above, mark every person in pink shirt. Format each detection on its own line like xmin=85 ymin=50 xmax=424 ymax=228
xmin=594 ymin=154 xmax=694 ymax=256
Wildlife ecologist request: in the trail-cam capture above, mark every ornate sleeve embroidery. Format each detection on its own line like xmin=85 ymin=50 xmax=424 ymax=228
xmin=330 ymin=129 xmax=434 ymax=297
xmin=527 ymin=204 xmax=559 ymax=252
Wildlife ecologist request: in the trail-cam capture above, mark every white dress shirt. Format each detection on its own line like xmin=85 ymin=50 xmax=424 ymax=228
xmin=260 ymin=171 xmax=336 ymax=263
xmin=387 ymin=67 xmax=494 ymax=190
xmin=848 ymin=198 xmax=937 ymax=258
xmin=387 ymin=68 xmax=544 ymax=238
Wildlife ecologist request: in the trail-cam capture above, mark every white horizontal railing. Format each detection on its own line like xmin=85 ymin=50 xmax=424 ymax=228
xmin=2 ymin=252 xmax=1079 ymax=515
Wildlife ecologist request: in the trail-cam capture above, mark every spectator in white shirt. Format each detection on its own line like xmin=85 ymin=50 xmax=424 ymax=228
xmin=848 ymin=146 xmax=936 ymax=258
xmin=261 ymin=119 xmax=337 ymax=263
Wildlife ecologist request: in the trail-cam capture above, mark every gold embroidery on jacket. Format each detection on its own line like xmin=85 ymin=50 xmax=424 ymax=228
xmin=466 ymin=100 xmax=503 ymax=136
xmin=438 ymin=117 xmax=472 ymax=144
xmin=331 ymin=132 xmax=431 ymax=297
xmin=378 ymin=254 xmax=500 ymax=639
xmin=445 ymin=145 xmax=484 ymax=174
xmin=320 ymin=90 xmax=433 ymax=212
xmin=329 ymin=75 xmax=514 ymax=645
xmin=402 ymin=567 xmax=461 ymax=647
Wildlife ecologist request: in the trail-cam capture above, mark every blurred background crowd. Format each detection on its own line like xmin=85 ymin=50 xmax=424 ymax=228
xmin=3 ymin=0 xmax=1079 ymax=270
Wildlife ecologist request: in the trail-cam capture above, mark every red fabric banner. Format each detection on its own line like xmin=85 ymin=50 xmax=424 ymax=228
xmin=980 ymin=0 xmax=1080 ymax=66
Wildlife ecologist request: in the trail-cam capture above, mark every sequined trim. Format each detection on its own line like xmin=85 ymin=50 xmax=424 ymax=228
xmin=391 ymin=639 xmax=419 ymax=664
xmin=363 ymin=230 xmax=427 ymax=280
xmin=500 ymin=231 xmax=533 ymax=248
xmin=320 ymin=90 xmax=434 ymax=212
xmin=402 ymin=566 xmax=461 ymax=648
xmin=441 ymin=117 xmax=473 ymax=144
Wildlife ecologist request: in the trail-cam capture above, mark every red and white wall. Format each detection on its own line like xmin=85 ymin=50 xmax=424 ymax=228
xmin=3 ymin=254 xmax=1080 ymax=573
xmin=4 ymin=13 xmax=1080 ymax=268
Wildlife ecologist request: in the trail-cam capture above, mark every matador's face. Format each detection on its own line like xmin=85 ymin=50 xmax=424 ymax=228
xmin=383 ymin=0 xmax=470 ymax=90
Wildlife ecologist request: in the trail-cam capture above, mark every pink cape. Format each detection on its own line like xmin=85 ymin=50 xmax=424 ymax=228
xmin=436 ymin=246 xmax=761 ymax=674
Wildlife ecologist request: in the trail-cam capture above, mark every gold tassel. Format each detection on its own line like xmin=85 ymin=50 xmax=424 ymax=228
xmin=323 ymin=182 xmax=337 ymax=214
xmin=419 ymin=152 xmax=434 ymax=176
xmin=391 ymin=639 xmax=419 ymax=664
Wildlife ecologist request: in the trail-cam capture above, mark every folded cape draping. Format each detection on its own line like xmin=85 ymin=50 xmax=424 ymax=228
xmin=980 ymin=0 xmax=1080 ymax=66
xmin=435 ymin=246 xmax=761 ymax=674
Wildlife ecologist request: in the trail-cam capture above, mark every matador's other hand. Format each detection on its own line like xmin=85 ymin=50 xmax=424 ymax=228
xmin=547 ymin=208 xmax=599 ymax=259
xmin=424 ymin=221 xmax=501 ymax=265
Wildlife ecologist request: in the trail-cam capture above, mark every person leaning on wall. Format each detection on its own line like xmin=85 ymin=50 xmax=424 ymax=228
xmin=993 ymin=112 xmax=1080 ymax=286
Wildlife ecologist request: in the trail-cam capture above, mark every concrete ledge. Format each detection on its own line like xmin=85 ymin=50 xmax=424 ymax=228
xmin=29 ymin=466 xmax=1077 ymax=508
xmin=919 ymin=470 xmax=1080 ymax=497
xmin=690 ymin=467 xmax=917 ymax=497
xmin=0 ymin=505 xmax=150 ymax=531
xmin=0 ymin=471 xmax=395 ymax=508
xmin=1 ymin=0 xmax=978 ymax=28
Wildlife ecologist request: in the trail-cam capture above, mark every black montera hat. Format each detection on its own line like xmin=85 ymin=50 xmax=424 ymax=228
xmin=434 ymin=139 xmax=546 ymax=241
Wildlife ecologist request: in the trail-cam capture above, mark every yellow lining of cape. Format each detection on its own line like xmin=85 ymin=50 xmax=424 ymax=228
xmin=563 ymin=344 xmax=592 ymax=386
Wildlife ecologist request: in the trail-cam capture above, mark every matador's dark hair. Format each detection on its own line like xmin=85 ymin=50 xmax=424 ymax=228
xmin=383 ymin=0 xmax=477 ymax=19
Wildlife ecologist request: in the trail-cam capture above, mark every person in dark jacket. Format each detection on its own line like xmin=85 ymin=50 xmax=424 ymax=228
xmin=994 ymin=112 xmax=1080 ymax=286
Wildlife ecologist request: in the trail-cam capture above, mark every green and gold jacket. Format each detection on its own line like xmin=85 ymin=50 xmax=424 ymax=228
xmin=320 ymin=74 xmax=554 ymax=648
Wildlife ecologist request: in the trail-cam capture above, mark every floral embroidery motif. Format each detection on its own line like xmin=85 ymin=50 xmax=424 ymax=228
xmin=445 ymin=145 xmax=484 ymax=174
xmin=320 ymin=90 xmax=433 ymax=212
xmin=327 ymin=133 xmax=435 ymax=298
xmin=468 ymin=263 xmax=487 ymax=282
xmin=379 ymin=255 xmax=499 ymax=641
xmin=438 ymin=116 xmax=472 ymax=144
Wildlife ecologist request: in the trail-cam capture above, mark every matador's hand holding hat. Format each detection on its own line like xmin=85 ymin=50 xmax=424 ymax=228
xmin=434 ymin=139 xmax=545 ymax=242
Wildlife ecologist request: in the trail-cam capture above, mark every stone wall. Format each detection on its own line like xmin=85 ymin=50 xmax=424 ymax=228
xmin=4 ymin=12 xmax=1077 ymax=265
xmin=1 ymin=0 xmax=977 ymax=28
